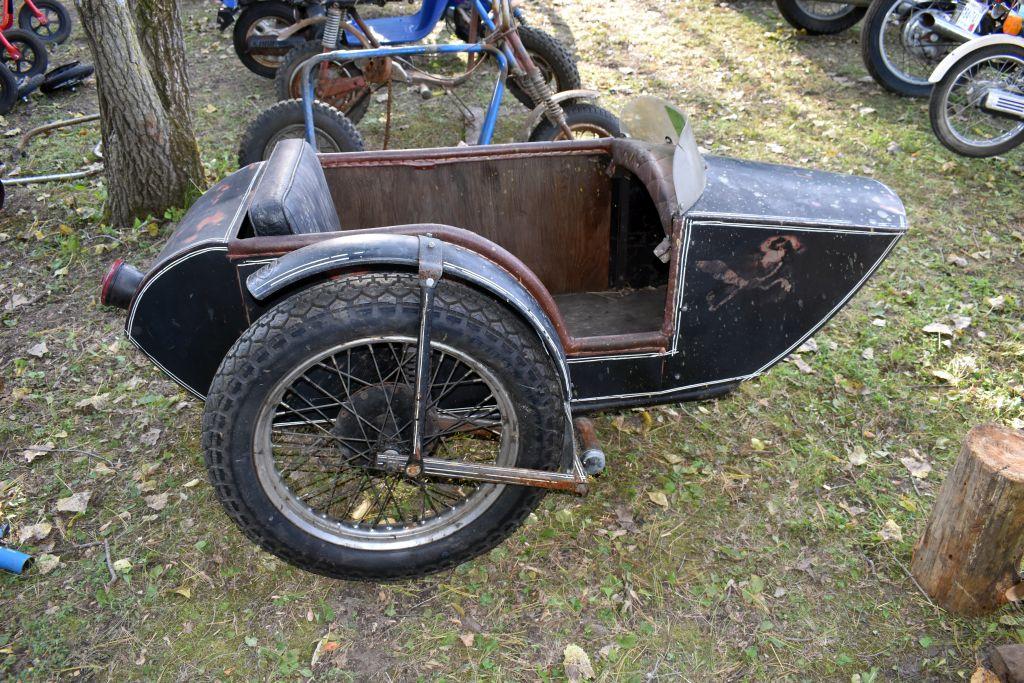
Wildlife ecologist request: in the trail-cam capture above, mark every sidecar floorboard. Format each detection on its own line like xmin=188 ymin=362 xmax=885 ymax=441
xmin=553 ymin=287 xmax=666 ymax=338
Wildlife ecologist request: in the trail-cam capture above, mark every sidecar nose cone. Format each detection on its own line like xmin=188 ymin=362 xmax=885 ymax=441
xmin=100 ymin=258 xmax=143 ymax=310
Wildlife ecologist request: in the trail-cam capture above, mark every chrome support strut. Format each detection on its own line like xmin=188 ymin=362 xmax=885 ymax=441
xmin=407 ymin=235 xmax=443 ymax=478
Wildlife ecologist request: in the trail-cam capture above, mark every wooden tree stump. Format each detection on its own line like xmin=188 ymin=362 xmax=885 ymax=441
xmin=911 ymin=424 xmax=1024 ymax=616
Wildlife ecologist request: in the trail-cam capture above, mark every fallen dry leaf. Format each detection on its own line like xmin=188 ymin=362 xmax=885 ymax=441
xmin=647 ymin=491 xmax=669 ymax=508
xmin=861 ymin=347 xmax=874 ymax=361
xmin=22 ymin=442 xmax=54 ymax=463
xmin=55 ymin=490 xmax=91 ymax=514
xmin=459 ymin=633 xmax=475 ymax=647
xmin=18 ymin=522 xmax=52 ymax=544
xmin=922 ymin=322 xmax=954 ymax=337
xmin=900 ymin=454 xmax=931 ymax=479
xmin=879 ymin=519 xmax=903 ymax=543
xmin=986 ymin=295 xmax=1005 ymax=310
xmin=797 ymin=337 xmax=819 ymax=353
xmin=848 ymin=445 xmax=868 ymax=467
xmin=661 ymin=453 xmax=683 ymax=465
xmin=35 ymin=554 xmax=60 ymax=574
xmin=112 ymin=558 xmax=133 ymax=573
xmin=563 ymin=644 xmax=595 ymax=682
xmin=27 ymin=341 xmax=48 ymax=358
xmin=145 ymin=493 xmax=169 ymax=511
xmin=971 ymin=666 xmax=1000 ymax=683
xmin=792 ymin=355 xmax=814 ymax=374
xmin=946 ymin=253 xmax=968 ymax=268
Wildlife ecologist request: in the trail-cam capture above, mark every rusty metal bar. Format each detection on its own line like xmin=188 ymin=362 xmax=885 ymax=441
xmin=375 ymin=451 xmax=589 ymax=495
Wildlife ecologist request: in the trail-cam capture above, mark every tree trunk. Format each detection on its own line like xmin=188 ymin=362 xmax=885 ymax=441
xmin=911 ymin=424 xmax=1024 ymax=616
xmin=133 ymin=0 xmax=204 ymax=192
xmin=74 ymin=0 xmax=204 ymax=226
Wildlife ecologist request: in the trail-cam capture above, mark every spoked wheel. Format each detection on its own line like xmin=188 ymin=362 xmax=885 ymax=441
xmin=529 ymin=103 xmax=622 ymax=142
xmin=930 ymin=44 xmax=1024 ymax=157
xmin=202 ymin=273 xmax=569 ymax=580
xmin=237 ymin=99 xmax=364 ymax=166
xmin=232 ymin=1 xmax=298 ymax=78
xmin=861 ymin=0 xmax=957 ymax=98
xmin=507 ymin=26 xmax=580 ymax=109
xmin=1 ymin=29 xmax=48 ymax=80
xmin=274 ymin=41 xmax=371 ymax=124
xmin=775 ymin=0 xmax=866 ymax=35
xmin=18 ymin=0 xmax=73 ymax=44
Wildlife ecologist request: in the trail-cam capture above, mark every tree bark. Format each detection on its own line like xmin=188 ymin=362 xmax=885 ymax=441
xmin=133 ymin=0 xmax=204 ymax=192
xmin=74 ymin=0 xmax=204 ymax=226
xmin=911 ymin=424 xmax=1024 ymax=616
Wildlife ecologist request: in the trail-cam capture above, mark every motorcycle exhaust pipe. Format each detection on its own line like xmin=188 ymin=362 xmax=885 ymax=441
xmin=100 ymin=258 xmax=143 ymax=310
xmin=920 ymin=11 xmax=977 ymax=44
xmin=983 ymin=88 xmax=1024 ymax=118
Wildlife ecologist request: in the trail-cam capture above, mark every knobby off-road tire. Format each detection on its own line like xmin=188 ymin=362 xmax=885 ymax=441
xmin=237 ymin=99 xmax=364 ymax=166
xmin=18 ymin=0 xmax=73 ymax=44
xmin=529 ymin=103 xmax=621 ymax=141
xmin=508 ymin=26 xmax=580 ymax=109
xmin=929 ymin=44 xmax=1024 ymax=157
xmin=775 ymin=0 xmax=866 ymax=34
xmin=201 ymin=273 xmax=570 ymax=580
xmin=273 ymin=40 xmax=371 ymax=124
xmin=233 ymin=0 xmax=298 ymax=78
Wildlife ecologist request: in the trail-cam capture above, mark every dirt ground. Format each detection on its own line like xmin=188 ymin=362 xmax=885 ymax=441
xmin=1 ymin=0 xmax=1023 ymax=680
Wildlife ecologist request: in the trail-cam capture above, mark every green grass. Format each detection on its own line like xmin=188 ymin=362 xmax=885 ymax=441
xmin=1 ymin=0 xmax=1023 ymax=679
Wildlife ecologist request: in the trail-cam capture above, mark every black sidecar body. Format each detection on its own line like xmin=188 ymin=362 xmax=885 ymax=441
xmin=100 ymin=120 xmax=905 ymax=579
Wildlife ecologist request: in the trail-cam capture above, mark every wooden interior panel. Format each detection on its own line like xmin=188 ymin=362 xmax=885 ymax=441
xmin=322 ymin=154 xmax=611 ymax=294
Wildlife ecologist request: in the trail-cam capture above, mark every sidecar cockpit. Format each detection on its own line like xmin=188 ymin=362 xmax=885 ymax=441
xmin=104 ymin=99 xmax=905 ymax=412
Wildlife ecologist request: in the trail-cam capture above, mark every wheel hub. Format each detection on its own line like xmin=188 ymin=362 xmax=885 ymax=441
xmin=902 ymin=11 xmax=946 ymax=60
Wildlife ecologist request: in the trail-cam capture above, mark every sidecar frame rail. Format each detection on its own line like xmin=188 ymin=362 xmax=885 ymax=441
xmin=299 ymin=43 xmax=509 ymax=147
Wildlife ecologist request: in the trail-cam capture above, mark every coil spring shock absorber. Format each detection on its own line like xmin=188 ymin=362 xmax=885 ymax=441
xmin=322 ymin=5 xmax=342 ymax=49
xmin=523 ymin=69 xmax=570 ymax=135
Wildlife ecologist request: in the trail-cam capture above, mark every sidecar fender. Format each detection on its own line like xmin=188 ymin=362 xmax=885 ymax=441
xmin=246 ymin=231 xmax=571 ymax=393
xmin=929 ymin=34 xmax=1024 ymax=83
xmin=522 ymin=89 xmax=600 ymax=139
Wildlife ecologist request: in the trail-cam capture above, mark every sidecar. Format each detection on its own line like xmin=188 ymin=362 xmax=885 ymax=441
xmin=101 ymin=102 xmax=905 ymax=579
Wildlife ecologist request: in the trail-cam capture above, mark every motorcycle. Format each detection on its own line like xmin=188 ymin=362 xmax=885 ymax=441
xmin=223 ymin=0 xmax=579 ymax=101
xmin=860 ymin=0 xmax=1017 ymax=97
xmin=98 ymin=96 xmax=906 ymax=580
xmin=929 ymin=32 xmax=1024 ymax=155
xmin=237 ymin=0 xmax=614 ymax=164
xmin=775 ymin=0 xmax=869 ymax=35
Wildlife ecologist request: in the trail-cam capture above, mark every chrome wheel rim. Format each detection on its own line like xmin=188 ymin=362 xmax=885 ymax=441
xmin=942 ymin=53 xmax=1024 ymax=148
xmin=880 ymin=2 xmax=956 ymax=87
xmin=253 ymin=336 xmax=518 ymax=551
xmin=263 ymin=123 xmax=344 ymax=159
xmin=552 ymin=122 xmax=615 ymax=141
xmin=247 ymin=16 xmax=292 ymax=68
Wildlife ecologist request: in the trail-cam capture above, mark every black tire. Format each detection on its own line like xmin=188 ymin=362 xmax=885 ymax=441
xmin=18 ymin=0 xmax=72 ymax=44
xmin=775 ymin=0 xmax=865 ymax=34
xmin=2 ymin=29 xmax=48 ymax=80
xmin=508 ymin=26 xmax=580 ymax=109
xmin=201 ymin=273 xmax=570 ymax=580
xmin=529 ymin=102 xmax=621 ymax=142
xmin=232 ymin=0 xmax=299 ymax=79
xmin=860 ymin=0 xmax=955 ymax=98
xmin=0 ymin=63 xmax=18 ymax=114
xmin=40 ymin=61 xmax=92 ymax=93
xmin=273 ymin=41 xmax=371 ymax=124
xmin=238 ymin=99 xmax=364 ymax=166
xmin=929 ymin=44 xmax=1024 ymax=157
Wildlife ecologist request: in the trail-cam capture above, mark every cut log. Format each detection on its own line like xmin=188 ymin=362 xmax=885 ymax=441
xmin=911 ymin=424 xmax=1024 ymax=616
xmin=992 ymin=644 xmax=1024 ymax=683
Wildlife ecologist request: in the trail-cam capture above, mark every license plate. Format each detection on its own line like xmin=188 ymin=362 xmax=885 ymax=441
xmin=954 ymin=1 xmax=987 ymax=32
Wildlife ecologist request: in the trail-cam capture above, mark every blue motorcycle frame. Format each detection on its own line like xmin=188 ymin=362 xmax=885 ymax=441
xmin=299 ymin=0 xmax=515 ymax=146
xmin=345 ymin=0 xmax=520 ymax=46
xmin=300 ymin=42 xmax=509 ymax=146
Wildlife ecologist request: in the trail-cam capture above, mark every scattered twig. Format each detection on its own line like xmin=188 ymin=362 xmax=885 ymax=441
xmin=103 ymin=539 xmax=117 ymax=589
xmin=888 ymin=549 xmax=938 ymax=612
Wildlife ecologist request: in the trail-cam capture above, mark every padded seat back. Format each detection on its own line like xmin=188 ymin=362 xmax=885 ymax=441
xmin=249 ymin=139 xmax=342 ymax=237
